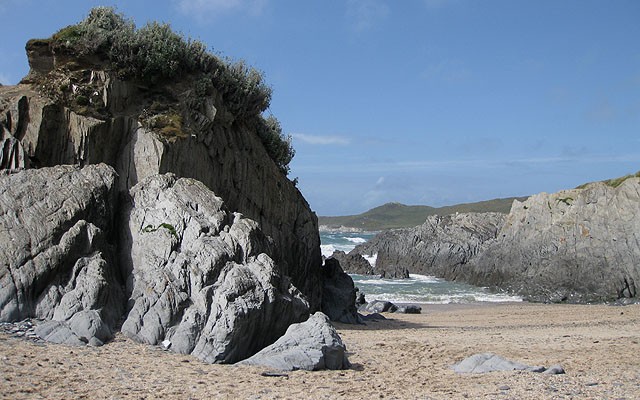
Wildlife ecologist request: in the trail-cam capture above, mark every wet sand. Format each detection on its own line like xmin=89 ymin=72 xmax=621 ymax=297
xmin=1 ymin=302 xmax=639 ymax=399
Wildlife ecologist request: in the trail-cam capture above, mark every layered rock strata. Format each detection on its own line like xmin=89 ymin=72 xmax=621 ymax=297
xmin=466 ymin=179 xmax=640 ymax=302
xmin=0 ymin=39 xmax=321 ymax=309
xmin=0 ymin=164 xmax=124 ymax=345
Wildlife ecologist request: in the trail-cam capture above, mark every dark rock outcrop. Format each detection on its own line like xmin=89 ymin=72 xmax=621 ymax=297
xmin=0 ymin=164 xmax=124 ymax=345
xmin=238 ymin=312 xmax=350 ymax=371
xmin=119 ymin=174 xmax=309 ymax=363
xmin=321 ymin=258 xmax=361 ymax=324
xmin=354 ymin=212 xmax=505 ymax=281
xmin=0 ymin=30 xmax=331 ymax=362
xmin=360 ymin=300 xmax=398 ymax=314
xmin=330 ymin=250 xmax=374 ymax=275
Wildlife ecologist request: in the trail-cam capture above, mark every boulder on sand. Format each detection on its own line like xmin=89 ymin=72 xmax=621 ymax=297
xmin=321 ymin=257 xmax=361 ymax=324
xmin=452 ymin=353 xmax=564 ymax=374
xmin=238 ymin=312 xmax=350 ymax=371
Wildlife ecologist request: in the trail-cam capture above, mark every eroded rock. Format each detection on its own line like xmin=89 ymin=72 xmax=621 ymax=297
xmin=119 ymin=173 xmax=309 ymax=363
xmin=0 ymin=164 xmax=123 ymax=345
xmin=238 ymin=312 xmax=350 ymax=371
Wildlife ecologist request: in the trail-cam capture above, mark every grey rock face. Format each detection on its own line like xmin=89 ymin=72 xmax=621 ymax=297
xmin=467 ymin=180 xmax=640 ymax=302
xmin=0 ymin=164 xmax=123 ymax=345
xmin=329 ymin=250 xmax=374 ymax=275
xmin=452 ymin=353 xmax=563 ymax=374
xmin=321 ymin=258 xmax=361 ymax=324
xmin=238 ymin=312 xmax=350 ymax=371
xmin=119 ymin=174 xmax=309 ymax=363
xmin=355 ymin=213 xmax=505 ymax=281
xmin=1 ymin=63 xmax=321 ymax=309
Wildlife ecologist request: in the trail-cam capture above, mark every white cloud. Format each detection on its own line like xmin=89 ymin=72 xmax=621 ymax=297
xmin=292 ymin=133 xmax=350 ymax=146
xmin=176 ymin=0 xmax=267 ymax=20
xmin=346 ymin=0 xmax=389 ymax=32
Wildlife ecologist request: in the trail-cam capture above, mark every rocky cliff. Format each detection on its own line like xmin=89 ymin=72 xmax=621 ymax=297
xmin=0 ymin=11 xmax=334 ymax=366
xmin=353 ymin=213 xmax=505 ymax=280
xmin=466 ymin=179 xmax=640 ymax=303
xmin=0 ymin=36 xmax=321 ymax=308
xmin=350 ymin=179 xmax=640 ymax=303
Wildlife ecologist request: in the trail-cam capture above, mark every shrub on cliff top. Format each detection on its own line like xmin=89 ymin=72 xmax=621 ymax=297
xmin=51 ymin=6 xmax=272 ymax=118
xmin=256 ymin=116 xmax=295 ymax=175
xmin=48 ymin=6 xmax=294 ymax=175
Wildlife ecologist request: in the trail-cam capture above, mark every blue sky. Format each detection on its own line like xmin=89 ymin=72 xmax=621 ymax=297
xmin=1 ymin=1 xmax=639 ymax=216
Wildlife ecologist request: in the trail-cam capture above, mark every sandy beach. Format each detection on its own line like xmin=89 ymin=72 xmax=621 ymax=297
xmin=1 ymin=302 xmax=639 ymax=399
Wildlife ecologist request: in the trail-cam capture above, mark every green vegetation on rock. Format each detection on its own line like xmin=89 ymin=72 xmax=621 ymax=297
xmin=32 ymin=6 xmax=295 ymax=175
xmin=319 ymin=197 xmax=527 ymax=231
xmin=576 ymin=171 xmax=640 ymax=189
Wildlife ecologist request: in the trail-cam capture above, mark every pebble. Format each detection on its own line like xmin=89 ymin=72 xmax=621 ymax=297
xmin=0 ymin=319 xmax=45 ymax=343
xmin=498 ymin=385 xmax=510 ymax=391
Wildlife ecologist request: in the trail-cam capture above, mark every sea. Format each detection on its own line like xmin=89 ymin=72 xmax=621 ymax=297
xmin=320 ymin=230 xmax=522 ymax=305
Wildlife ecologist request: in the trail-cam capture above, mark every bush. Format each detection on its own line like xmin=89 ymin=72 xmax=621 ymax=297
xmin=47 ymin=6 xmax=293 ymax=174
xmin=256 ymin=116 xmax=295 ymax=175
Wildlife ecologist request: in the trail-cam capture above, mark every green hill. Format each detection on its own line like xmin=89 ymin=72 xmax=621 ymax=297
xmin=318 ymin=197 xmax=527 ymax=231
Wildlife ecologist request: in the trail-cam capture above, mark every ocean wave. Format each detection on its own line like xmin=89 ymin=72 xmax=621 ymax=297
xmin=363 ymin=253 xmax=377 ymax=267
xmin=321 ymin=244 xmax=354 ymax=258
xmin=408 ymin=274 xmax=440 ymax=283
xmin=345 ymin=237 xmax=368 ymax=244
xmin=355 ymin=279 xmax=415 ymax=286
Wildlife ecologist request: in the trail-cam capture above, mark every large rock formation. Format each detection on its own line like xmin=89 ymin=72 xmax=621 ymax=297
xmin=0 ymin=38 xmax=321 ymax=309
xmin=119 ymin=174 xmax=309 ymax=363
xmin=0 ymin=21 xmax=333 ymax=366
xmin=466 ymin=179 xmax=640 ymax=302
xmin=351 ymin=179 xmax=640 ymax=303
xmin=0 ymin=164 xmax=124 ymax=345
xmin=354 ymin=212 xmax=505 ymax=281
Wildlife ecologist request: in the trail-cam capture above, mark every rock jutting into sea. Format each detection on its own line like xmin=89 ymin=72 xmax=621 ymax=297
xmin=349 ymin=179 xmax=640 ymax=303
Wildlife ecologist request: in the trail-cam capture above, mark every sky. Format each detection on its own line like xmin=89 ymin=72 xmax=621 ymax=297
xmin=1 ymin=1 xmax=639 ymax=216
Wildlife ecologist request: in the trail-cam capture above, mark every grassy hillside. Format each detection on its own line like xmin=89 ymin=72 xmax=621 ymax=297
xmin=319 ymin=197 xmax=527 ymax=231
xmin=576 ymin=171 xmax=640 ymax=189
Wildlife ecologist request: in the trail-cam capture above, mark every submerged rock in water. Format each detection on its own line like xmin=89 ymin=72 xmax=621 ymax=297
xmin=238 ymin=312 xmax=350 ymax=371
xmin=330 ymin=250 xmax=374 ymax=275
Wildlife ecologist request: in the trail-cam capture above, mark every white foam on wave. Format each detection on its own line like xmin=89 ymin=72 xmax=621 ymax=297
xmin=321 ymin=244 xmax=345 ymax=258
xmin=409 ymin=274 xmax=440 ymax=283
xmin=356 ymin=278 xmax=414 ymax=286
xmin=363 ymin=253 xmax=377 ymax=267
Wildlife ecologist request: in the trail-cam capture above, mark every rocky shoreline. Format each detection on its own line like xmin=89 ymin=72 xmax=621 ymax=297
xmin=343 ymin=178 xmax=640 ymax=304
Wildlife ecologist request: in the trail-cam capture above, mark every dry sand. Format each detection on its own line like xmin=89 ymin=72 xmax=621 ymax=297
xmin=1 ymin=302 xmax=639 ymax=399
